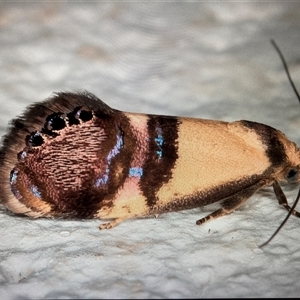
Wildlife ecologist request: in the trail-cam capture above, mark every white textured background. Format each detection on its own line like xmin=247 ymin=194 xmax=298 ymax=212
xmin=1 ymin=2 xmax=300 ymax=299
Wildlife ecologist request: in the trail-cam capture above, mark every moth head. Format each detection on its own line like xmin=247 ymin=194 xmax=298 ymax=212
xmin=275 ymin=132 xmax=300 ymax=184
xmin=284 ymin=167 xmax=300 ymax=183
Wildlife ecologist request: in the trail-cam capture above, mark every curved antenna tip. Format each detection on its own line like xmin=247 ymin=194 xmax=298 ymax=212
xmin=271 ymin=39 xmax=300 ymax=104
xmin=259 ymin=188 xmax=300 ymax=248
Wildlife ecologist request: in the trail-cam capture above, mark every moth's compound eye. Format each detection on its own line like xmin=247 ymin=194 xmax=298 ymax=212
xmin=285 ymin=168 xmax=299 ymax=183
xmin=45 ymin=112 xmax=66 ymax=131
xmin=25 ymin=131 xmax=44 ymax=147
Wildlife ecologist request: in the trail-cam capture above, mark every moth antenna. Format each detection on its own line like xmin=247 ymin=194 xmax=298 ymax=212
xmin=270 ymin=39 xmax=300 ymax=103
xmin=258 ymin=40 xmax=300 ymax=248
xmin=259 ymin=188 xmax=300 ymax=248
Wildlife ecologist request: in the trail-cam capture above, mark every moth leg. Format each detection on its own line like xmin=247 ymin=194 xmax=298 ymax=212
xmin=196 ymin=180 xmax=266 ymax=225
xmin=99 ymin=217 xmax=128 ymax=230
xmin=273 ymin=180 xmax=300 ymax=217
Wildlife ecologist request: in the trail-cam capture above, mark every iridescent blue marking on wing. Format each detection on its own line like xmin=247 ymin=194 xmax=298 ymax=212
xmin=154 ymin=126 xmax=163 ymax=159
xmin=30 ymin=185 xmax=42 ymax=198
xmin=18 ymin=151 xmax=27 ymax=160
xmin=10 ymin=168 xmax=22 ymax=200
xmin=95 ymin=130 xmax=124 ymax=187
xmin=10 ymin=168 xmax=18 ymax=184
xmin=129 ymin=167 xmax=143 ymax=178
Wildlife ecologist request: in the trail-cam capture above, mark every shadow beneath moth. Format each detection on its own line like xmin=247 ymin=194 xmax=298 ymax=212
xmin=1 ymin=41 xmax=300 ymax=246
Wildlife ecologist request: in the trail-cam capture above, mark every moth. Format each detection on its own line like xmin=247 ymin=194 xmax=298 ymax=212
xmin=0 ymin=40 xmax=299 ymax=245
